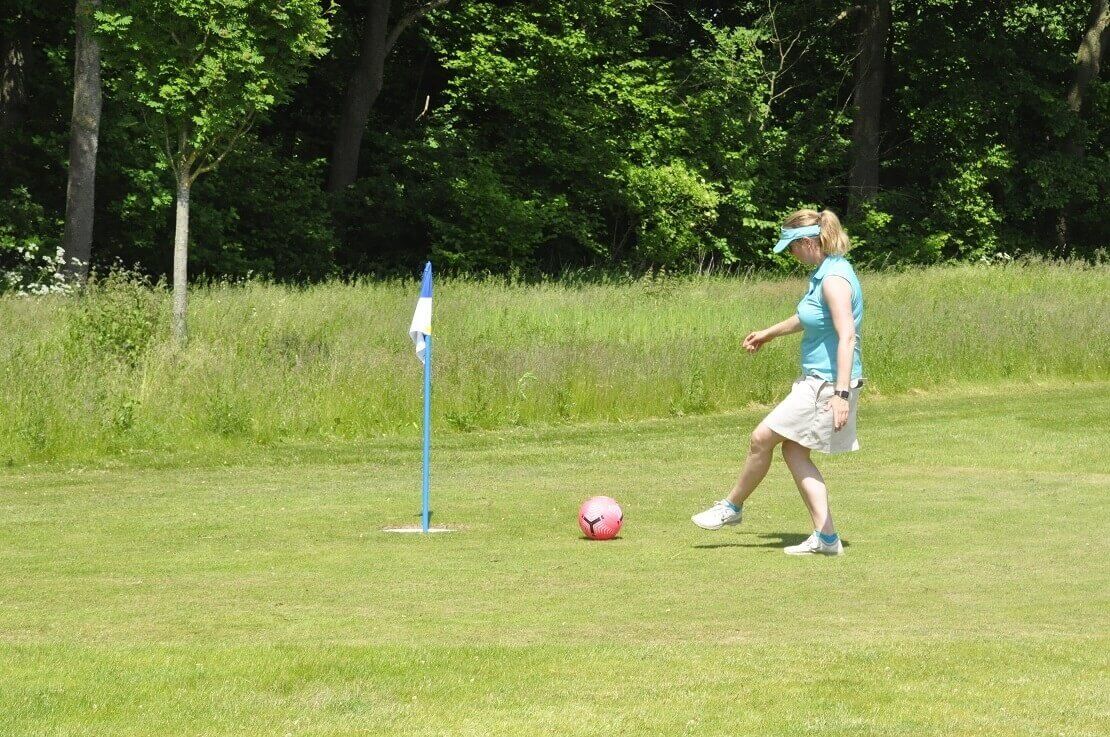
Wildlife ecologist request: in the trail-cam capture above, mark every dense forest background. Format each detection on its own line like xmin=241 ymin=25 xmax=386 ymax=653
xmin=1 ymin=0 xmax=1107 ymax=287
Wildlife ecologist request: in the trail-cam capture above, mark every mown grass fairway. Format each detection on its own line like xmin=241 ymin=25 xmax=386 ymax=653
xmin=2 ymin=383 xmax=1108 ymax=735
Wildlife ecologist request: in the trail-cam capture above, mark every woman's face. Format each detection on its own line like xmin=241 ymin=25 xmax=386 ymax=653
xmin=788 ymin=237 xmax=824 ymax=265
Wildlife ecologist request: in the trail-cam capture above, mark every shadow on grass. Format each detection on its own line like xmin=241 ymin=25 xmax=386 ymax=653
xmin=693 ymin=532 xmax=850 ymax=550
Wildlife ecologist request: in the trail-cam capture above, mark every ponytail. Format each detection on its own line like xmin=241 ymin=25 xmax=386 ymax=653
xmin=817 ymin=209 xmax=850 ymax=255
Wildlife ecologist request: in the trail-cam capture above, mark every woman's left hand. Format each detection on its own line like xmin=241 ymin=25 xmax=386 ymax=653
xmin=829 ymin=395 xmax=850 ymax=431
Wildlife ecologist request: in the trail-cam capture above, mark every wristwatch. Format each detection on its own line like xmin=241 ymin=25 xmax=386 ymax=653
xmin=833 ymin=389 xmax=850 ymax=400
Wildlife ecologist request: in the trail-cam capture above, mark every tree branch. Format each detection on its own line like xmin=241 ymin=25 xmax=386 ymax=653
xmin=385 ymin=0 xmax=451 ymax=56
xmin=761 ymin=0 xmax=811 ymax=124
xmin=140 ymin=108 xmax=176 ymax=178
xmin=191 ymin=108 xmax=257 ymax=182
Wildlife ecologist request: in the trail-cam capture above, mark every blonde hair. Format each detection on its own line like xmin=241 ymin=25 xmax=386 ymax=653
xmin=783 ymin=208 xmax=851 ymax=256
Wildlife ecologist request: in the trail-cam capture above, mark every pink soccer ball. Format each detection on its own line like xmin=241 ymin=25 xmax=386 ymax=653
xmin=579 ymin=496 xmax=623 ymax=540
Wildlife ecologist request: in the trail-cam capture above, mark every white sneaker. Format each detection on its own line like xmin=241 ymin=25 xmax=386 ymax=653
xmin=784 ymin=532 xmax=843 ymax=556
xmin=691 ymin=500 xmax=743 ymax=530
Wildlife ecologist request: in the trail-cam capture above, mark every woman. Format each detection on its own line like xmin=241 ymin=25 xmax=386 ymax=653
xmin=692 ymin=208 xmax=864 ymax=556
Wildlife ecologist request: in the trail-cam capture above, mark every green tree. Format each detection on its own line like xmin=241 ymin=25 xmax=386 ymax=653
xmin=95 ymin=0 xmax=329 ymax=344
xmin=880 ymin=1 xmax=1108 ymax=261
xmin=326 ymin=0 xmax=451 ymax=193
xmin=415 ymin=0 xmax=774 ymax=272
xmin=4 ymin=0 xmax=1108 ymax=279
xmin=1056 ymin=0 xmax=1108 ymax=252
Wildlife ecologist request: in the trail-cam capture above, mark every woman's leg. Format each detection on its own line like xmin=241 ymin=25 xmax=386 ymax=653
xmin=725 ymin=423 xmax=785 ymax=507
xmin=780 ymin=439 xmax=836 ymax=535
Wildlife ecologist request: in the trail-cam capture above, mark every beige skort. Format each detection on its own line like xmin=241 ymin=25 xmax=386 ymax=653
xmin=763 ymin=375 xmax=863 ymax=454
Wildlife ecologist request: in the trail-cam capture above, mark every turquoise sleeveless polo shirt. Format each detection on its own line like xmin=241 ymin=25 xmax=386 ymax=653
xmin=796 ymin=255 xmax=863 ymax=381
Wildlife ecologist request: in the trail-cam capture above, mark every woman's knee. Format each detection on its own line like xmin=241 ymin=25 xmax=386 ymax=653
xmin=749 ymin=425 xmax=779 ymax=455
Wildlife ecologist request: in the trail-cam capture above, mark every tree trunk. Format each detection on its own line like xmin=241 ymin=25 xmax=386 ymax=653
xmin=848 ymin=0 xmax=890 ymax=218
xmin=0 ymin=32 xmax=29 ymax=133
xmin=172 ymin=176 xmax=191 ymax=348
xmin=1056 ymin=0 xmax=1109 ymax=253
xmin=327 ymin=0 xmax=391 ymax=193
xmin=62 ymin=0 xmax=103 ymax=285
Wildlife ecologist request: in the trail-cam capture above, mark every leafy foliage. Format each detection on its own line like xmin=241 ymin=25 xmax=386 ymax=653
xmin=65 ymin=268 xmax=161 ymax=364
xmin=94 ymin=0 xmax=330 ymax=182
xmin=1 ymin=0 xmax=1107 ymax=278
xmin=0 ymin=187 xmax=69 ymax=295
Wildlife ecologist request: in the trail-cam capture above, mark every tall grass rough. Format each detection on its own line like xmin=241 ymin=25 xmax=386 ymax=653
xmin=0 ymin=262 xmax=1106 ymax=464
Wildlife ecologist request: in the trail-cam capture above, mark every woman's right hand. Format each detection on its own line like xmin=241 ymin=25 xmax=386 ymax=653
xmin=743 ymin=329 xmax=771 ymax=353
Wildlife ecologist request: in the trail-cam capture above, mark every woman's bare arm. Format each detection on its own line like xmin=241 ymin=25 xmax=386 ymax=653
xmin=822 ymin=277 xmax=856 ymax=392
xmin=765 ymin=314 xmax=803 ymax=338
xmin=743 ymin=314 xmax=802 ymax=353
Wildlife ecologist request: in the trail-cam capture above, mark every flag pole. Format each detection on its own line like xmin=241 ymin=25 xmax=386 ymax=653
xmin=407 ymin=261 xmax=433 ymax=534
xmin=421 ymin=332 xmax=432 ymax=533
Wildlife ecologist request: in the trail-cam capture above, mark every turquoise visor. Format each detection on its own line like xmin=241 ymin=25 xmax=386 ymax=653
xmin=774 ymin=224 xmax=821 ymax=253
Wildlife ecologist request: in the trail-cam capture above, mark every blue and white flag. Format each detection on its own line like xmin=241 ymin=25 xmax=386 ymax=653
xmin=408 ymin=262 xmax=433 ymax=364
